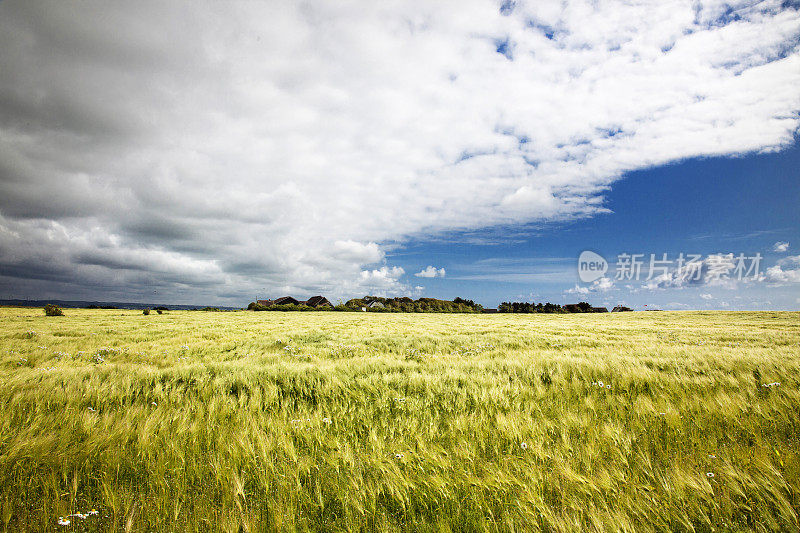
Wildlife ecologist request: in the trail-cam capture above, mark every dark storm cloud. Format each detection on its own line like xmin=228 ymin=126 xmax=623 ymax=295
xmin=123 ymin=218 xmax=201 ymax=243
xmin=72 ymin=251 xmax=149 ymax=272
xmin=0 ymin=261 xmax=74 ymax=283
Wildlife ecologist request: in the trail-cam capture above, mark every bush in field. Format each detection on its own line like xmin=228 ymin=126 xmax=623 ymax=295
xmin=156 ymin=309 xmax=163 ymax=314
xmin=43 ymin=304 xmax=63 ymax=316
xmin=142 ymin=308 xmax=150 ymax=315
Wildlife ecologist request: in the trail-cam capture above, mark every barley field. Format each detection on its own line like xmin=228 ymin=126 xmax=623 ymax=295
xmin=1 ymin=308 xmax=799 ymax=532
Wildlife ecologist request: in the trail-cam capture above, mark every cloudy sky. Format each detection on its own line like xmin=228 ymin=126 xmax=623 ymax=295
xmin=0 ymin=0 xmax=799 ymax=309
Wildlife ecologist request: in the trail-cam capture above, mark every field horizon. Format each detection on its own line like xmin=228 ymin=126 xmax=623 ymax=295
xmin=1 ymin=308 xmax=799 ymax=531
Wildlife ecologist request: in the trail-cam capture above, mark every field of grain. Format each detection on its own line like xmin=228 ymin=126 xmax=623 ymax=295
xmin=1 ymin=308 xmax=799 ymax=532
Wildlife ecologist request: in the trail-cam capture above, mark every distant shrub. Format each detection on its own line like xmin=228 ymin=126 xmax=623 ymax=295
xmin=43 ymin=304 xmax=63 ymax=316
xmin=156 ymin=309 xmax=163 ymax=314
xmin=143 ymin=309 xmax=150 ymax=315
xmin=153 ymin=306 xmax=169 ymax=311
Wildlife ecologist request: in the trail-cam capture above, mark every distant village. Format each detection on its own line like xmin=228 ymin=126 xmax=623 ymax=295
xmin=248 ymin=296 xmax=635 ymax=313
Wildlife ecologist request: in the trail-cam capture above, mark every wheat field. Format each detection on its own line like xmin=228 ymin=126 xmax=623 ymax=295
xmin=1 ymin=308 xmax=798 ymax=532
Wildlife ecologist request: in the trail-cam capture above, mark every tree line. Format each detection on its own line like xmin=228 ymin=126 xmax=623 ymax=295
xmin=247 ymin=296 xmax=483 ymax=313
xmin=498 ymin=301 xmax=567 ymax=313
xmin=497 ymin=301 xmax=611 ymax=313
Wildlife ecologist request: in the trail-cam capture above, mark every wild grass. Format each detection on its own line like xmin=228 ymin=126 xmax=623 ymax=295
xmin=0 ymin=308 xmax=799 ymax=532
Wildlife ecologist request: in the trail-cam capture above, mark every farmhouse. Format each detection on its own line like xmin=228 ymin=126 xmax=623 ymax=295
xmin=305 ymin=296 xmax=333 ymax=308
xmin=256 ymin=296 xmax=299 ymax=307
xmin=256 ymin=296 xmax=332 ymax=308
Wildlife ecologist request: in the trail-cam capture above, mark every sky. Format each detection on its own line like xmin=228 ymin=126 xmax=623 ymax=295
xmin=0 ymin=0 xmax=798 ymax=309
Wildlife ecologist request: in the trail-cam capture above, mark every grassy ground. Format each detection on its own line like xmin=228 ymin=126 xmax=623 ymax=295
xmin=1 ymin=308 xmax=799 ymax=532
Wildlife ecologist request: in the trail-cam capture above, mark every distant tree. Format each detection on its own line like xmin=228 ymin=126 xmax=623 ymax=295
xmin=345 ymin=298 xmax=366 ymax=309
xmin=43 ymin=304 xmax=63 ymax=316
xmin=454 ymin=297 xmax=483 ymax=312
xmin=142 ymin=309 xmax=150 ymax=315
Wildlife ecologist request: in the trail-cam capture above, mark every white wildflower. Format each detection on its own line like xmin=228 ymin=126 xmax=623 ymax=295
xmin=706 ymin=472 xmax=715 ymax=478
xmin=58 ymin=517 xmax=70 ymax=526
xmin=394 ymin=453 xmax=404 ymax=459
xmin=520 ymin=442 xmax=528 ymax=450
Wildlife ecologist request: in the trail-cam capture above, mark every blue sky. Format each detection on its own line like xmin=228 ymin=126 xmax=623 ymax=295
xmin=391 ymin=143 xmax=800 ymax=309
xmin=0 ymin=1 xmax=799 ymax=309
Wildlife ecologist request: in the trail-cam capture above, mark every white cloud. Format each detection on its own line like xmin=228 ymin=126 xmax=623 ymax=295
xmin=763 ymin=255 xmax=800 ymax=283
xmin=566 ymin=285 xmax=590 ymax=295
xmin=593 ymin=277 xmax=614 ymax=291
xmin=773 ymin=241 xmax=790 ymax=252
xmin=358 ymin=266 xmax=406 ymax=294
xmin=566 ymin=276 xmax=614 ymax=294
xmin=665 ymin=302 xmax=690 ymax=310
xmin=1 ymin=1 xmax=799 ymax=303
xmin=332 ymin=240 xmax=384 ymax=264
xmin=700 ymin=293 xmax=714 ymax=300
xmin=415 ymin=266 xmax=446 ymax=278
